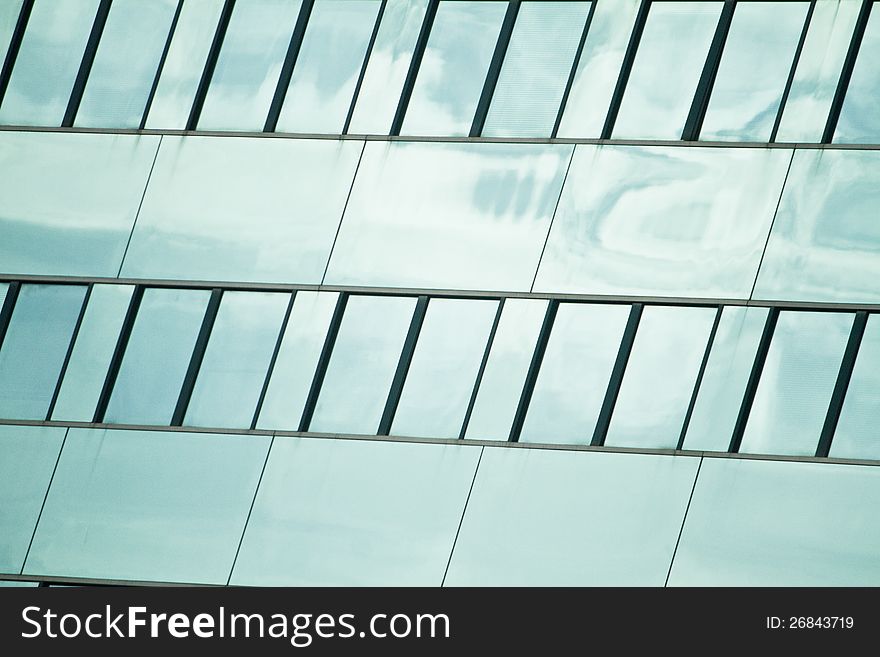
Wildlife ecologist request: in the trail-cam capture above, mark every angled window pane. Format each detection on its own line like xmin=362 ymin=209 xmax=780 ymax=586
xmin=835 ymin=4 xmax=880 ymax=143
xmin=391 ymin=298 xmax=498 ymax=439
xmin=605 ymin=306 xmax=716 ymax=450
xmin=613 ymin=2 xmax=722 ymax=140
xmin=0 ymin=284 xmax=86 ymax=420
xmin=276 ymin=0 xmax=381 ymax=134
xmin=0 ymin=283 xmax=7 ymax=311
xmin=104 ymin=288 xmax=211 ymax=425
xmin=0 ymin=1 xmax=24 ymax=65
xmin=198 ymin=0 xmax=302 ymax=131
xmin=832 ymin=315 xmax=880 ymax=459
xmin=185 ymin=292 xmax=290 ymax=429
xmin=310 ymin=295 xmax=416 ymax=434
xmin=740 ymin=311 xmax=852 ymax=456
xmin=401 ymin=1 xmax=507 ymax=136
xmin=482 ymin=1 xmax=591 ymax=138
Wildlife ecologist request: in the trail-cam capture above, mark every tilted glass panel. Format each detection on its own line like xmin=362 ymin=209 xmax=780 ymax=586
xmin=198 ymin=0 xmax=302 ymax=131
xmin=276 ymin=0 xmax=381 ymax=134
xmin=614 ymin=2 xmax=722 ymax=139
xmin=0 ymin=284 xmax=86 ymax=420
xmin=0 ymin=283 xmax=7 ymax=311
xmin=834 ymin=4 xmax=880 ymax=143
xmin=832 ymin=316 xmax=880 ymax=459
xmin=482 ymin=1 xmax=591 ymax=138
xmin=683 ymin=306 xmax=769 ymax=452
xmin=347 ymin=0 xmax=429 ymax=134
xmin=605 ymin=306 xmax=716 ymax=450
xmin=0 ymin=0 xmax=100 ymax=126
xmin=391 ymin=298 xmax=498 ymax=439
xmin=401 ymin=0 xmax=507 ymax=136
xmin=184 ymin=292 xmax=290 ymax=429
xmin=75 ymin=0 xmax=177 ymax=128
xmin=309 ymin=295 xmax=416 ymax=434
xmin=520 ymin=302 xmax=630 ymax=445
xmin=52 ymin=284 xmax=134 ymax=422
xmin=24 ymin=428 xmax=270 ymax=584
xmin=104 ymin=288 xmax=211 ymax=425
xmin=0 ymin=1 xmax=24 ymax=65
xmin=231 ymin=437 xmax=480 ymax=585
xmin=740 ymin=311 xmax=852 ymax=456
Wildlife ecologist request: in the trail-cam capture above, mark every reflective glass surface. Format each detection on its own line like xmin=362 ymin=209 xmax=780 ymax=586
xmin=0 ymin=2 xmax=24 ymax=64
xmin=832 ymin=316 xmax=880 ymax=459
xmin=0 ymin=284 xmax=6 ymax=310
xmin=834 ymin=4 xmax=880 ymax=143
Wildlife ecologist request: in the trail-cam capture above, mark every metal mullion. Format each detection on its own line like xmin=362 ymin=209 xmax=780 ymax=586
xmin=186 ymin=0 xmax=236 ymax=131
xmin=390 ymin=0 xmax=439 ymax=136
xmin=343 ymin=0 xmax=386 ymax=135
xmin=769 ymin=0 xmax=815 ymax=143
xmin=93 ymin=285 xmax=144 ymax=423
xmin=459 ymin=298 xmax=505 ymax=439
xmin=0 ymin=281 xmax=21 ymax=353
xmin=469 ymin=0 xmax=520 ymax=138
xmin=45 ymin=284 xmax=93 ymax=421
xmin=139 ymin=0 xmax=184 ymax=130
xmin=250 ymin=291 xmax=296 ymax=430
xmin=551 ymin=0 xmax=597 ymax=138
xmin=62 ymin=0 xmax=113 ymax=127
xmin=676 ymin=305 xmax=723 ymax=450
xmin=264 ymin=0 xmax=315 ymax=133
xmin=298 ymin=292 xmax=348 ymax=432
xmin=0 ymin=0 xmax=34 ymax=109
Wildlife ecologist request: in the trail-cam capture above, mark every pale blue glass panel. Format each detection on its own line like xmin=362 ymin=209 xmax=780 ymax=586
xmin=391 ymin=298 xmax=497 ymax=439
xmin=52 ymin=285 xmax=134 ymax=422
xmin=75 ymin=0 xmax=177 ymax=128
xmin=605 ymin=306 xmax=716 ymax=449
xmin=483 ymin=1 xmax=591 ymax=137
xmin=104 ymin=288 xmax=211 ymax=425
xmin=0 ymin=0 xmax=99 ymax=125
xmin=669 ymin=458 xmax=880 ymax=585
xmin=534 ymin=145 xmax=791 ymax=298
xmin=310 ymin=295 xmax=416 ymax=434
xmin=0 ymin=425 xmax=66 ymax=573
xmin=198 ymin=0 xmax=302 ymax=130
xmin=232 ymin=437 xmax=479 ymax=585
xmin=614 ymin=2 xmax=722 ymax=139
xmin=257 ymin=292 xmax=338 ymax=431
xmin=832 ymin=316 xmax=880 ymax=459
xmin=465 ymin=299 xmax=546 ymax=441
xmin=25 ymin=428 xmax=269 ymax=584
xmin=401 ymin=1 xmax=507 ymax=136
xmin=834 ymin=5 xmax=880 ymax=143
xmin=0 ymin=581 xmax=38 ymax=587
xmin=445 ymin=449 xmax=699 ymax=586
xmin=325 ymin=141 xmax=571 ymax=291
xmin=683 ymin=306 xmax=769 ymax=452
xmin=122 ymin=136 xmax=362 ymax=284
xmin=0 ymin=284 xmax=7 ymax=311
xmin=741 ymin=311 xmax=852 ymax=456
xmin=0 ymin=284 xmax=86 ymax=420
xmin=276 ymin=0 xmax=381 ymax=133
xmin=347 ymin=0 xmax=429 ymax=134
xmin=0 ymin=2 xmax=24 ymax=65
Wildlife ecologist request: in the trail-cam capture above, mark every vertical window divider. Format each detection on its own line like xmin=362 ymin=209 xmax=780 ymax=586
xmin=0 ymin=0 xmax=34 ymax=109
xmin=469 ymin=0 xmax=520 ymax=138
xmin=45 ymin=284 xmax=93 ymax=421
xmin=187 ymin=0 xmax=236 ymax=131
xmin=676 ymin=305 xmax=723 ymax=450
xmin=390 ymin=0 xmax=439 ymax=136
xmin=93 ymin=284 xmax=144 ymax=423
xmin=769 ymin=0 xmax=815 ymax=143
xmin=298 ymin=292 xmax=348 ymax=432
xmin=601 ymin=0 xmax=651 ymax=140
xmin=264 ymin=0 xmax=315 ymax=133
xmin=250 ymin=291 xmax=297 ymax=430
xmin=343 ymin=0 xmax=387 ymax=135
xmin=139 ymin=0 xmax=184 ymax=130
xmin=0 ymin=281 xmax=21 ymax=353
xmin=62 ymin=0 xmax=113 ymax=127
xmin=459 ymin=298 xmax=505 ymax=439
xmin=171 ymin=287 xmax=222 ymax=426
xmin=552 ymin=0 xmax=597 ymax=138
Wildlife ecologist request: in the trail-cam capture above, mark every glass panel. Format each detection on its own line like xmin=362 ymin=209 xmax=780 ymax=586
xmin=257 ymin=292 xmax=339 ymax=431
xmin=276 ymin=0 xmax=381 ymax=133
xmin=401 ymin=0 xmax=507 ymax=136
xmin=740 ymin=311 xmax=852 ymax=456
xmin=309 ymin=295 xmax=416 ymax=434
xmin=75 ymin=0 xmax=177 ymax=128
xmin=0 ymin=284 xmax=86 ymax=420
xmin=104 ymin=288 xmax=211 ymax=425
xmin=776 ymin=0 xmax=862 ymax=142
xmin=391 ymin=298 xmax=498 ymax=439
xmin=534 ymin=144 xmax=791 ymax=298
xmin=520 ymin=303 xmax=630 ymax=445
xmin=198 ymin=0 xmax=303 ymax=131
xmin=0 ymin=425 xmax=66 ymax=573
xmin=605 ymin=306 xmax=716 ymax=450
xmin=0 ymin=283 xmax=7 ymax=311
xmin=482 ymin=1 xmax=591 ymax=138
xmin=347 ymin=0 xmax=429 ymax=134
xmin=669 ymin=458 xmax=880 ymax=585
xmin=834 ymin=4 xmax=880 ymax=143
xmin=832 ymin=316 xmax=880 ymax=459
xmin=325 ymin=141 xmax=571 ymax=291
xmin=121 ymin=136 xmax=362 ymax=284
xmin=613 ymin=2 xmax=722 ymax=139
xmin=24 ymin=428 xmax=270 ymax=584
xmin=464 ymin=299 xmax=547 ymax=441
xmin=232 ymin=437 xmax=480 ymax=585
xmin=445 ymin=449 xmax=699 ymax=586
xmin=52 ymin=285 xmax=134 ymax=422
xmin=683 ymin=306 xmax=769 ymax=452
xmin=0 ymin=581 xmax=38 ymax=587
xmin=0 ymin=0 xmax=100 ymax=126
xmin=701 ymin=2 xmax=809 ymax=142
xmin=185 ymin=291 xmax=290 ymax=429
xmin=0 ymin=1 xmax=24 ymax=65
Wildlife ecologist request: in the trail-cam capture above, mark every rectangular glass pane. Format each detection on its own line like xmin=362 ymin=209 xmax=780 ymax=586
xmin=0 ymin=284 xmax=86 ymax=420
xmin=104 ymin=288 xmax=211 ymax=425
xmin=276 ymin=0 xmax=381 ymax=134
xmin=198 ymin=0 xmax=302 ymax=131
xmin=401 ymin=0 xmax=507 ymax=136
xmin=309 ymin=295 xmax=416 ymax=434
xmin=832 ymin=315 xmax=880 ymax=459
xmin=0 ymin=1 xmax=24 ymax=64
xmin=605 ymin=306 xmax=716 ymax=449
xmin=520 ymin=302 xmax=630 ymax=445
xmin=740 ymin=311 xmax=852 ymax=456
xmin=391 ymin=298 xmax=498 ymax=439
xmin=834 ymin=3 xmax=880 ymax=143
xmin=483 ymin=1 xmax=591 ymax=138
xmin=613 ymin=2 xmax=722 ymax=139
